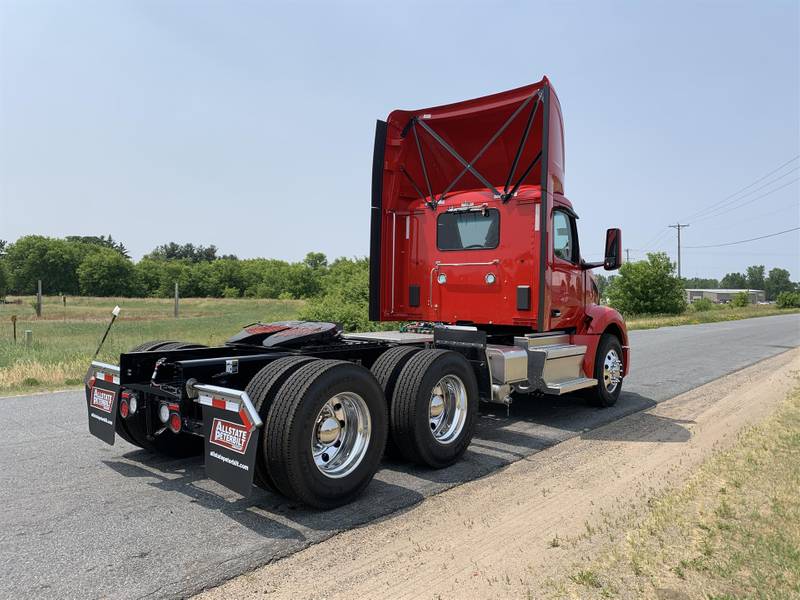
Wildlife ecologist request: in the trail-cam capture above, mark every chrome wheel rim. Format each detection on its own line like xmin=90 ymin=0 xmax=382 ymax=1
xmin=311 ymin=392 xmax=371 ymax=479
xmin=429 ymin=375 xmax=467 ymax=444
xmin=603 ymin=349 xmax=623 ymax=393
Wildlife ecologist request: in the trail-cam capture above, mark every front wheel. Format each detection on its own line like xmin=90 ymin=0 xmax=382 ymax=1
xmin=586 ymin=334 xmax=624 ymax=408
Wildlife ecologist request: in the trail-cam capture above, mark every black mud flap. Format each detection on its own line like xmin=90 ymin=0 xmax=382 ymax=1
xmin=86 ymin=379 xmax=119 ymax=445
xmin=201 ymin=404 xmax=259 ymax=497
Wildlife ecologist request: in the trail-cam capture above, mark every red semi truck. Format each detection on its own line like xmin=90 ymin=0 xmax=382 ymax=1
xmin=84 ymin=76 xmax=628 ymax=508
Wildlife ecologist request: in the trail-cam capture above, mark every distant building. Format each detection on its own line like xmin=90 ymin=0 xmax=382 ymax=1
xmin=685 ymin=289 xmax=766 ymax=304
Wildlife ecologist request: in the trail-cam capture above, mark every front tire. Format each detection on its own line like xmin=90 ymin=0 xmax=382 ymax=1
xmin=586 ymin=334 xmax=623 ymax=408
xmin=390 ymin=349 xmax=479 ymax=469
xmin=265 ymin=360 xmax=388 ymax=509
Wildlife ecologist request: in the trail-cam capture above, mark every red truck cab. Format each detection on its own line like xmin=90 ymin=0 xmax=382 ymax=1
xmin=369 ymin=76 xmax=629 ymax=404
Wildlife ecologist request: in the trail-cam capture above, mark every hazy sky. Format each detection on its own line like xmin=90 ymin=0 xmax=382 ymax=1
xmin=1 ymin=0 xmax=798 ymax=280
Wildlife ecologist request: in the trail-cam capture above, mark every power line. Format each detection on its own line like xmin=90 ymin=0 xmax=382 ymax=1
xmin=680 ymin=155 xmax=800 ymax=221
xmin=686 ymin=166 xmax=799 ymax=221
xmin=640 ymin=227 xmax=671 ymax=253
xmin=627 ymin=156 xmax=799 ymax=259
xmin=684 ymin=226 xmax=800 ymax=249
xmin=701 ymin=198 xmax=800 ymax=232
xmin=689 ymin=176 xmax=800 ymax=224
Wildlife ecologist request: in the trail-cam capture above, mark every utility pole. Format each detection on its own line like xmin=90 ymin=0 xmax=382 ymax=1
xmin=668 ymin=224 xmax=690 ymax=278
xmin=625 ymin=248 xmax=631 ymax=263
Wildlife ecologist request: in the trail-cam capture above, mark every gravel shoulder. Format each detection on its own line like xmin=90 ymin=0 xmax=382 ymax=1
xmin=198 ymin=348 xmax=800 ymax=600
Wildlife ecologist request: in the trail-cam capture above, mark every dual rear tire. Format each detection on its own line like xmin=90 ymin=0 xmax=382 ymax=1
xmin=247 ymin=358 xmax=388 ymax=509
xmin=372 ymin=348 xmax=479 ymax=469
xmin=246 ymin=348 xmax=479 ymax=508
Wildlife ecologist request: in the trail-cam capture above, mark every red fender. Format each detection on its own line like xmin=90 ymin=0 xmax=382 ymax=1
xmin=572 ymin=305 xmax=630 ymax=378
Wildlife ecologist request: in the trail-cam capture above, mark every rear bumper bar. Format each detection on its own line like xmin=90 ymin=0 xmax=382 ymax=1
xmin=185 ymin=379 xmax=262 ymax=430
xmin=84 ymin=361 xmax=263 ymax=497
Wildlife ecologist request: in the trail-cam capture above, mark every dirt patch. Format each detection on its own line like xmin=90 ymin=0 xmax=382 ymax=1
xmin=197 ymin=349 xmax=800 ymax=600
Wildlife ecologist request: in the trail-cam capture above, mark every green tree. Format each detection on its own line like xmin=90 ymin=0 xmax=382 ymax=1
xmin=745 ymin=265 xmax=765 ymax=290
xmin=776 ymin=291 xmax=800 ymax=308
xmin=765 ymin=268 xmax=794 ymax=301
xmin=193 ymin=259 xmax=244 ymax=297
xmin=145 ymin=242 xmax=218 ymax=262
xmin=77 ymin=249 xmax=136 ymax=296
xmin=65 ymin=235 xmax=130 ymax=258
xmin=691 ymin=297 xmax=714 ymax=311
xmin=0 ymin=260 xmax=8 ymax=298
xmin=720 ymin=272 xmax=747 ymax=289
xmin=594 ymin=273 xmax=609 ymax=299
xmin=299 ymin=257 xmax=388 ymax=331
xmin=303 ymin=252 xmax=328 ymax=271
xmin=684 ymin=277 xmax=719 ymax=289
xmin=133 ymin=258 xmax=163 ymax=297
xmin=5 ymin=235 xmax=84 ymax=295
xmin=730 ymin=292 xmax=750 ymax=308
xmin=606 ymin=252 xmax=686 ymax=315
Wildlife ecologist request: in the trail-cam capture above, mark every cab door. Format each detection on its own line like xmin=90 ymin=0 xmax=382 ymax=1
xmin=549 ymin=206 xmax=584 ymax=330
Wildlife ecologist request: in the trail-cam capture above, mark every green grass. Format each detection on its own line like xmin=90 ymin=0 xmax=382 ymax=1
xmin=626 ymin=303 xmax=799 ymax=330
xmin=0 ymin=295 xmax=796 ymax=396
xmin=557 ymin=384 xmax=800 ymax=599
xmin=0 ymin=296 xmax=303 ymax=394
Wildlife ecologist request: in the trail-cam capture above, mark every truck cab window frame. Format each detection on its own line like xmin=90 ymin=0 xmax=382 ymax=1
xmin=552 ymin=208 xmax=579 ymax=264
xmin=436 ymin=208 xmax=500 ymax=251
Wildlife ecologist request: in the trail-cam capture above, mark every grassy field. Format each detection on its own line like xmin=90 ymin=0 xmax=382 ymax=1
xmin=0 ymin=296 xmax=797 ymax=396
xmin=626 ymin=302 xmax=799 ymax=330
xmin=556 ymin=384 xmax=800 ymax=599
xmin=0 ymin=296 xmax=303 ymax=394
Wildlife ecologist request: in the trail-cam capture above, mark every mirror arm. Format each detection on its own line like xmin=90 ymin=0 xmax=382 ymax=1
xmin=581 ymin=260 xmax=604 ymax=270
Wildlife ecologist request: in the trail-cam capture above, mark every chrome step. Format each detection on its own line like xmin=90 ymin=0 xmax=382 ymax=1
xmin=513 ymin=337 xmax=593 ymax=395
xmin=545 ymin=377 xmax=598 ymax=395
xmin=519 ymin=332 xmax=570 ymax=347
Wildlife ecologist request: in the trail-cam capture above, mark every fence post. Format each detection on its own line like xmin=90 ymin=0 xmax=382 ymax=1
xmin=11 ymin=315 xmax=17 ymax=343
xmin=36 ymin=280 xmax=42 ymax=317
xmin=174 ymin=282 xmax=179 ymax=318
xmin=24 ymin=330 xmax=32 ymax=347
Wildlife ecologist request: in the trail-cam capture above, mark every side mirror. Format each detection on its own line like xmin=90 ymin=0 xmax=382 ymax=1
xmin=604 ymin=228 xmax=622 ymax=270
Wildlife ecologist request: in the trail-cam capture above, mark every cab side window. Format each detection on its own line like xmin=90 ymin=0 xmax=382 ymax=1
xmin=553 ymin=210 xmax=575 ymax=262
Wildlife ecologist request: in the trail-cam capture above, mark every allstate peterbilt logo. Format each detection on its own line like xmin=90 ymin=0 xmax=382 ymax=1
xmin=210 ymin=418 xmax=251 ymax=455
xmin=90 ymin=388 xmax=115 ymax=414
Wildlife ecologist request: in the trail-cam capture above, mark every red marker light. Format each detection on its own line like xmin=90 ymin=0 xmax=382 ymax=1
xmin=168 ymin=413 xmax=181 ymax=434
xmin=119 ymin=399 xmax=130 ymax=418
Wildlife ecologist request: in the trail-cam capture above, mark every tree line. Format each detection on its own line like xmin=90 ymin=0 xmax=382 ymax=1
xmin=0 ymin=235 xmax=344 ymax=300
xmin=0 ymin=237 xmax=797 ymax=324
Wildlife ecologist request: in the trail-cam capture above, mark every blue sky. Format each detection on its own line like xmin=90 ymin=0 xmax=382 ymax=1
xmin=1 ymin=0 xmax=798 ymax=280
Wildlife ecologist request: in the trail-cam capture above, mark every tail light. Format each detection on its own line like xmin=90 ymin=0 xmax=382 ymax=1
xmin=119 ymin=398 xmax=130 ymax=418
xmin=168 ymin=412 xmax=181 ymax=434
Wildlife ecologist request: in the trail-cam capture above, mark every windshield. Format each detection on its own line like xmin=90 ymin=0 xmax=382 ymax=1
xmin=437 ymin=209 xmax=500 ymax=251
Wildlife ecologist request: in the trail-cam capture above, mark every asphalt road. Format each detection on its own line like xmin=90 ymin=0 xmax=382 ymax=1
xmin=1 ymin=313 xmax=798 ymax=599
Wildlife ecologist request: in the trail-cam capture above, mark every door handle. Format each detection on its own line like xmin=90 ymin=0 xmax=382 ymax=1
xmin=551 ymin=309 xmax=561 ymax=317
